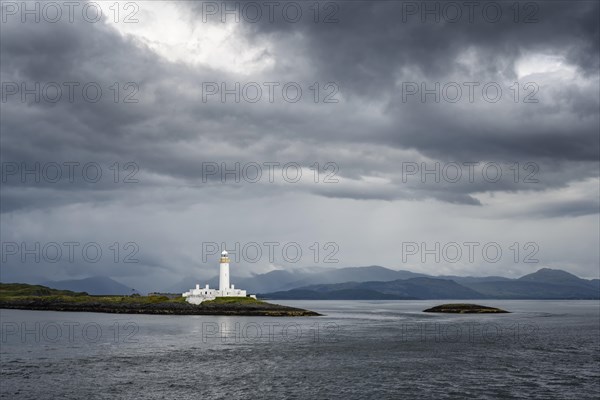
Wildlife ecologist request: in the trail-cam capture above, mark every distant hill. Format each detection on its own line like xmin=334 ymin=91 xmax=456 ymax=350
xmin=42 ymin=276 xmax=137 ymax=295
xmin=261 ymin=288 xmax=411 ymax=300
xmin=439 ymin=275 xmax=512 ymax=284
xmin=261 ymin=277 xmax=482 ymax=300
xmin=458 ymin=268 xmax=599 ymax=299
xmin=0 ymin=282 xmax=87 ymax=298
xmin=23 ymin=267 xmax=598 ymax=299
xmin=166 ymin=266 xmax=427 ymax=294
xmin=279 ymin=266 xmax=426 ymax=290
xmin=518 ymin=268 xmax=597 ymax=289
xmin=260 ymin=268 xmax=599 ymax=300
xmin=363 ymin=277 xmax=484 ymax=299
xmin=168 ymin=266 xmax=599 ymax=299
xmin=463 ymin=281 xmax=599 ymax=299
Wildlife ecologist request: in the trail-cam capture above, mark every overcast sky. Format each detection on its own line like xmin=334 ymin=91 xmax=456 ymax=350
xmin=1 ymin=1 xmax=598 ymax=292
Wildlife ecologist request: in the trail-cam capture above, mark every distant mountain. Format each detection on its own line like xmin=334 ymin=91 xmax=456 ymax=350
xmin=262 ymin=277 xmax=482 ymax=300
xmin=42 ymin=276 xmax=137 ymax=295
xmin=363 ymin=277 xmax=484 ymax=299
xmin=167 ymin=267 xmax=599 ymax=300
xmin=463 ymin=280 xmax=599 ymax=299
xmin=261 ymin=288 xmax=411 ymax=300
xmin=439 ymin=275 xmax=512 ymax=284
xmin=261 ymin=268 xmax=599 ymax=300
xmin=279 ymin=266 xmax=426 ymax=290
xmin=458 ymin=268 xmax=599 ymax=299
xmin=165 ymin=266 xmax=428 ymax=294
xmin=231 ymin=269 xmax=318 ymax=293
xmin=518 ymin=268 xmax=597 ymax=289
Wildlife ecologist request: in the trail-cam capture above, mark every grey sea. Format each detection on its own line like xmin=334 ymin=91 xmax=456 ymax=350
xmin=1 ymin=300 xmax=599 ymax=399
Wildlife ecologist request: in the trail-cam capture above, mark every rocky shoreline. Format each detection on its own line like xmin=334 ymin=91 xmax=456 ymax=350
xmin=0 ymin=298 xmax=321 ymax=317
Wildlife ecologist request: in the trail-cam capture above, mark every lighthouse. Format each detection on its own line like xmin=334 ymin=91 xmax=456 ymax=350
xmin=182 ymin=249 xmax=255 ymax=304
xmin=219 ymin=250 xmax=230 ymax=291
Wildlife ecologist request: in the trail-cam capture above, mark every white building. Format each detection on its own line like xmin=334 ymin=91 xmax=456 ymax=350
xmin=182 ymin=250 xmax=256 ymax=304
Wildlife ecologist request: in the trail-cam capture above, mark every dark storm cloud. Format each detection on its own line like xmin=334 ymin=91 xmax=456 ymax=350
xmin=0 ymin=0 xmax=598 ymax=215
xmin=1 ymin=0 xmax=598 ymax=288
xmin=223 ymin=1 xmax=598 ymax=79
xmin=216 ymin=0 xmax=599 ymax=160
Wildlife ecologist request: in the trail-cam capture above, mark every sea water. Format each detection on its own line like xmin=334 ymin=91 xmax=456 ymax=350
xmin=1 ymin=300 xmax=599 ymax=399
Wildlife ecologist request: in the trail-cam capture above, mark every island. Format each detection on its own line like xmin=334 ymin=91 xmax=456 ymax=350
xmin=0 ymin=283 xmax=320 ymax=316
xmin=423 ymin=303 xmax=509 ymax=313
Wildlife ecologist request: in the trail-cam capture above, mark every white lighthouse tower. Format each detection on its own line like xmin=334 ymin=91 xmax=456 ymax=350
xmin=219 ymin=250 xmax=230 ymax=291
xmin=182 ymin=248 xmax=256 ymax=304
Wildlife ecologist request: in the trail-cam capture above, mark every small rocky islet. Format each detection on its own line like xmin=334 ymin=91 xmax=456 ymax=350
xmin=423 ymin=303 xmax=509 ymax=313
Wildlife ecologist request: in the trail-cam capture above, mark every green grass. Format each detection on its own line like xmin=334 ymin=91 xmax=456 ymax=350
xmin=0 ymin=283 xmax=187 ymax=304
xmin=0 ymin=283 xmax=262 ymax=306
xmin=0 ymin=282 xmax=88 ymax=298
